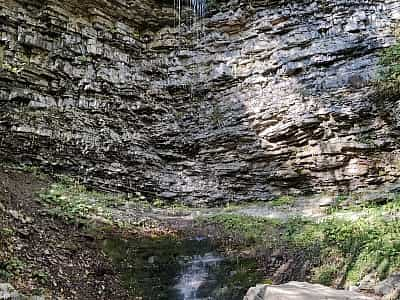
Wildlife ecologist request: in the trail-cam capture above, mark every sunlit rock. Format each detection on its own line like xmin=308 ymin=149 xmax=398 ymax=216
xmin=0 ymin=0 xmax=399 ymax=204
xmin=244 ymin=282 xmax=374 ymax=300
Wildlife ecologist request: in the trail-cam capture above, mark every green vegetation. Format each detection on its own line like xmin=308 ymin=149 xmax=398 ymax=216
xmin=326 ymin=194 xmax=349 ymax=214
xmin=103 ymin=235 xmax=264 ymax=300
xmin=14 ymin=164 xmax=49 ymax=180
xmin=198 ymin=214 xmax=282 ymax=247
xmin=0 ymin=47 xmax=25 ymax=75
xmin=211 ymin=105 xmax=223 ymax=127
xmin=1 ymin=62 xmax=25 ymax=75
xmin=77 ymin=55 xmax=90 ymax=63
xmin=375 ymin=39 xmax=400 ymax=101
xmin=379 ymin=41 xmax=400 ymax=83
xmin=287 ymin=216 xmax=400 ymax=284
xmin=0 ymin=227 xmax=14 ymax=238
xmin=284 ymin=197 xmax=400 ymax=285
xmin=206 ymin=0 xmax=221 ymax=11
xmin=32 ymin=270 xmax=49 ymax=285
xmin=211 ymin=258 xmax=266 ymax=298
xmin=311 ymin=263 xmax=338 ymax=286
xmin=103 ymin=236 xmax=187 ymax=299
xmin=200 ymin=197 xmax=400 ymax=287
xmin=0 ymin=45 xmax=4 ymax=67
xmin=0 ymin=45 xmax=30 ymax=75
xmin=38 ymin=176 xmax=126 ymax=224
xmin=6 ymin=164 xmax=400 ymax=292
xmin=132 ymin=29 xmax=141 ymax=40
xmin=270 ymin=195 xmax=295 ymax=207
xmin=36 ymin=174 xmax=188 ymax=226
xmin=151 ymin=197 xmax=188 ymax=210
xmin=0 ymin=258 xmax=26 ymax=280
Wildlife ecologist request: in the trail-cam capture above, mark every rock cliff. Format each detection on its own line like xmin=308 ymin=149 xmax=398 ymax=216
xmin=1 ymin=0 xmax=400 ymax=204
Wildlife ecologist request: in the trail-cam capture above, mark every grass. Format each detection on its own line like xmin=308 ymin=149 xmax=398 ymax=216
xmin=8 ymin=163 xmax=400 ymax=288
xmin=374 ymin=39 xmax=400 ymax=101
xmin=1 ymin=163 xmax=128 ymax=225
xmin=36 ymin=174 xmax=190 ymax=227
xmin=379 ymin=40 xmax=400 ymax=83
xmin=38 ymin=176 xmax=127 ymax=225
xmin=199 ymin=196 xmax=400 ymax=287
xmin=270 ymin=195 xmax=295 ymax=207
xmin=0 ymin=258 xmax=26 ymax=280
xmin=283 ymin=196 xmax=400 ymax=285
xmin=206 ymin=0 xmax=221 ymax=11
xmin=311 ymin=264 xmax=338 ymax=286
xmin=198 ymin=214 xmax=282 ymax=247
xmin=0 ymin=45 xmax=4 ymax=67
xmin=2 ymin=163 xmax=49 ymax=180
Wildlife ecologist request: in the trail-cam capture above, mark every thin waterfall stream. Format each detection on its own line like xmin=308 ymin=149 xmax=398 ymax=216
xmin=102 ymin=236 xmax=264 ymax=300
xmin=101 ymin=2 xmax=266 ymax=299
xmin=174 ymin=253 xmax=223 ymax=300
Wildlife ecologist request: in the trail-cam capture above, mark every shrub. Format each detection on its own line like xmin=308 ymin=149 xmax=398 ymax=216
xmin=375 ymin=41 xmax=400 ymax=102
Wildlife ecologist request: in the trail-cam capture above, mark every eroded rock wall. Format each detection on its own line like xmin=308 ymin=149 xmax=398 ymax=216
xmin=1 ymin=0 xmax=400 ymax=204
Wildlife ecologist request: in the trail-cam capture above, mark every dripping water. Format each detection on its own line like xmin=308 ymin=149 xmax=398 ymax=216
xmin=174 ymin=0 xmax=207 ymax=30
xmin=172 ymin=0 xmax=207 ymax=104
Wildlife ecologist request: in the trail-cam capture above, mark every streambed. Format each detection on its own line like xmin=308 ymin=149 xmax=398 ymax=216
xmin=102 ymin=236 xmax=264 ymax=300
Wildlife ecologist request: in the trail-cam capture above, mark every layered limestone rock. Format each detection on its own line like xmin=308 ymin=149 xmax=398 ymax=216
xmin=243 ymin=282 xmax=374 ymax=300
xmin=1 ymin=0 xmax=400 ymax=204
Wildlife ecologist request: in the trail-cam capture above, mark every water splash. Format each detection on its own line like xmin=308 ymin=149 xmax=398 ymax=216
xmin=103 ymin=237 xmax=265 ymax=300
xmin=174 ymin=253 xmax=223 ymax=300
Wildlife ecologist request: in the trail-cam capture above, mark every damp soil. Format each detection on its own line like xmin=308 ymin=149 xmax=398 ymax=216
xmin=0 ymin=167 xmax=130 ymax=299
xmin=0 ymin=167 xmax=310 ymax=300
xmin=102 ymin=235 xmax=265 ymax=300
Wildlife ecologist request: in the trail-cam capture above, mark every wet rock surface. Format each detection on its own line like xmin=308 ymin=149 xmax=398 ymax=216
xmin=0 ymin=283 xmax=44 ymax=300
xmin=1 ymin=0 xmax=400 ymax=204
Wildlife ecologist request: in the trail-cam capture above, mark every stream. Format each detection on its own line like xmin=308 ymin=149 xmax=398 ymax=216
xmin=102 ymin=236 xmax=264 ymax=300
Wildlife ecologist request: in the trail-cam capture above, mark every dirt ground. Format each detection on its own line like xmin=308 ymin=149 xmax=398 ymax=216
xmin=0 ymin=167 xmax=131 ymax=299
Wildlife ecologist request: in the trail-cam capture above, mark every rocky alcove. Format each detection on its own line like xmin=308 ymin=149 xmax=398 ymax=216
xmin=1 ymin=1 xmax=400 ymax=205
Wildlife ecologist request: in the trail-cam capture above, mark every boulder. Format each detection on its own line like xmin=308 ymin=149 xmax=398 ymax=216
xmin=375 ymin=273 xmax=400 ymax=296
xmin=244 ymin=282 xmax=375 ymax=300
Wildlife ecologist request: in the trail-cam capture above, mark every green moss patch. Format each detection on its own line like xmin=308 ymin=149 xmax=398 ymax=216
xmin=38 ymin=176 xmax=126 ymax=224
xmin=199 ymin=197 xmax=400 ymax=287
xmin=375 ymin=40 xmax=400 ymax=101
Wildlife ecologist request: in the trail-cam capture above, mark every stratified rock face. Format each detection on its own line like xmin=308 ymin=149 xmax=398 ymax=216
xmin=1 ymin=0 xmax=400 ymax=204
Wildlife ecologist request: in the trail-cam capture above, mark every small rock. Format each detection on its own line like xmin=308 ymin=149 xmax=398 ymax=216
xmin=375 ymin=273 xmax=400 ymax=296
xmin=359 ymin=273 xmax=378 ymax=292
xmin=361 ymin=193 xmax=393 ymax=205
xmin=382 ymin=287 xmax=400 ymax=300
xmin=159 ymin=192 xmax=177 ymax=199
xmin=318 ymin=195 xmax=335 ymax=207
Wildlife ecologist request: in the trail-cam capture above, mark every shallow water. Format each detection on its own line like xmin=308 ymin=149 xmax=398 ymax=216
xmin=102 ymin=236 xmax=264 ymax=300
